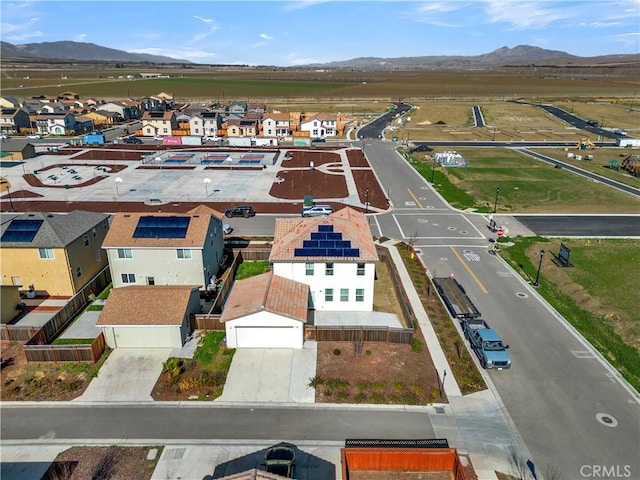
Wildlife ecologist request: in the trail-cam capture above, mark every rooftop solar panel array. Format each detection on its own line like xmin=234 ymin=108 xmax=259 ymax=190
xmin=132 ymin=216 xmax=190 ymax=239
xmin=293 ymin=224 xmax=359 ymax=258
xmin=1 ymin=219 xmax=44 ymax=243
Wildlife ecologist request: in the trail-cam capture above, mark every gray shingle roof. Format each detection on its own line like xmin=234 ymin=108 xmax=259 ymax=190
xmin=0 ymin=210 xmax=110 ymax=248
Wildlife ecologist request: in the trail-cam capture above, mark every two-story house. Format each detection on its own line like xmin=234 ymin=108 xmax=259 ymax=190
xmin=262 ymin=113 xmax=291 ymax=138
xmin=141 ymin=110 xmax=178 ymax=137
xmin=102 ymin=211 xmax=225 ymax=290
xmin=226 ymin=118 xmax=258 ymax=137
xmin=34 ymin=112 xmax=76 ymax=135
xmin=300 ymin=113 xmax=338 ymax=139
xmin=0 ymin=108 xmax=31 ymax=135
xmin=269 ymin=207 xmax=379 ymax=311
xmin=0 ymin=211 xmax=111 ymax=297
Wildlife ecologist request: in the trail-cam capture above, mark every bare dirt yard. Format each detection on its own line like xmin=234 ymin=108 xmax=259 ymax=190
xmin=42 ymin=446 xmax=162 ymax=480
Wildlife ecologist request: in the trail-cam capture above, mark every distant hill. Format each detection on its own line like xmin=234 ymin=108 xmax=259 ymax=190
xmin=304 ymin=45 xmax=640 ymax=70
xmin=0 ymin=41 xmax=190 ymax=64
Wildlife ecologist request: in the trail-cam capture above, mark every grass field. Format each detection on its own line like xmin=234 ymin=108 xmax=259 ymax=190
xmin=499 ymin=237 xmax=640 ymax=391
xmin=3 ymin=68 xmax=639 ymax=101
xmin=392 ymin=101 xmax=595 ymax=142
xmin=406 ymin=147 xmax=640 ymax=213
xmin=554 ymin=101 xmax=640 ymax=132
xmin=530 ymin=147 xmax=640 ymax=189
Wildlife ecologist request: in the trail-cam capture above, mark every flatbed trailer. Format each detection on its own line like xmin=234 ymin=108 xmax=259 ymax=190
xmin=433 ymin=277 xmax=481 ymax=320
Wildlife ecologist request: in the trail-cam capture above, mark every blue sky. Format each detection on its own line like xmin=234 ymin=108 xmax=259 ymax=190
xmin=1 ymin=1 xmax=639 ymax=66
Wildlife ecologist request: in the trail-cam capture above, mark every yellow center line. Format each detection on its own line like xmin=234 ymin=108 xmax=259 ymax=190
xmin=406 ymin=188 xmax=424 ymax=209
xmin=450 ymin=247 xmax=488 ymax=294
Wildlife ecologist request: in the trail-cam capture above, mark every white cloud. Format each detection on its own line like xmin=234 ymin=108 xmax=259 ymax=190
xmin=483 ymin=0 xmax=571 ymax=29
xmin=405 ymin=2 xmax=468 ymax=27
xmin=581 ymin=22 xmax=622 ymax=28
xmin=191 ymin=25 xmax=219 ymax=43
xmin=415 ymin=2 xmax=463 ymax=13
xmin=1 ymin=16 xmax=39 ymax=34
xmin=260 ymin=33 xmax=274 ymax=41
xmin=281 ymin=1 xmax=330 ymax=12
xmin=5 ymin=30 xmax=45 ymax=42
xmin=193 ymin=15 xmax=213 ymax=23
xmin=73 ymin=33 xmax=87 ymax=42
xmin=614 ymin=31 xmax=640 ymax=47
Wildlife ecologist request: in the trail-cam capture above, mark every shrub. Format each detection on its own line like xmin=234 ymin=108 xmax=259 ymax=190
xmin=308 ymin=375 xmax=325 ymax=388
xmin=410 ymin=337 xmax=424 ymax=353
xmin=336 ymin=390 xmax=349 ymax=400
xmin=327 ymin=378 xmax=349 ymax=389
xmin=354 ymin=392 xmax=367 ymax=403
xmin=371 ymin=392 xmax=386 ymax=404
xmin=333 ymin=348 xmax=341 ymax=356
xmin=365 ymin=350 xmax=372 ymax=356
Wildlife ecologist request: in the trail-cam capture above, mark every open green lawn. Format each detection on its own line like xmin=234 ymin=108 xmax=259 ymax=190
xmin=499 ymin=237 xmax=640 ymax=391
xmin=235 ymin=261 xmax=270 ymax=280
xmin=408 ymin=147 xmax=640 ymax=213
xmin=530 ymin=147 xmax=640 ymax=189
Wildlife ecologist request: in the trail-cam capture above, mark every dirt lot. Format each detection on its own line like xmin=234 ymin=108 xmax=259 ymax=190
xmin=42 ymin=446 xmax=161 ymax=480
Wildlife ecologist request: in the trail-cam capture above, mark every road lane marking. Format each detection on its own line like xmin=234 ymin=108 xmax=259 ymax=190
xmin=407 ymin=188 xmax=424 ymax=208
xmin=450 ymin=246 xmax=488 ymax=294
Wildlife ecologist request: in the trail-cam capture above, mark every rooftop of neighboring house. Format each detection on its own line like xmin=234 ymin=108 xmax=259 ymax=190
xmin=269 ymin=207 xmax=378 ymax=263
xmin=96 ymin=285 xmax=200 ymax=326
xmin=0 ymin=211 xmax=110 ymax=249
xmin=102 ymin=211 xmax=219 ymax=249
xmin=220 ymin=271 xmax=309 ymax=323
xmin=142 ymin=110 xmax=175 ymax=120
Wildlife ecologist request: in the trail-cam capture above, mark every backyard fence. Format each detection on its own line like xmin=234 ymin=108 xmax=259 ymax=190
xmin=304 ymin=325 xmax=413 ymax=344
xmin=23 ymin=332 xmax=106 ymax=364
xmin=376 ymin=245 xmax=416 ymax=330
xmin=191 ymin=313 xmax=224 ymax=331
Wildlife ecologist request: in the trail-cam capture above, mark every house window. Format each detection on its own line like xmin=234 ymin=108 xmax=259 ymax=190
xmin=177 ymin=249 xmax=192 ymax=259
xmin=356 ymin=288 xmax=365 ymax=302
xmin=117 ymin=248 xmax=132 ymax=259
xmin=147 ymin=277 xmax=155 ymax=285
xmin=325 ymin=288 xmax=333 ymax=302
xmin=75 ymin=266 xmax=82 ymax=278
xmin=305 ymin=263 xmax=314 ymax=276
xmin=92 ymin=227 xmax=97 ymax=237
xmin=340 ymin=288 xmax=349 ymax=302
xmin=325 ymin=263 xmax=334 ymax=276
xmin=83 ymin=234 xmax=90 ymax=246
xmin=38 ymin=248 xmax=54 ymax=259
xmin=121 ymin=273 xmax=136 ymax=284
xmin=95 ymin=250 xmax=101 ymax=262
xmin=357 ymin=263 xmax=365 ymax=276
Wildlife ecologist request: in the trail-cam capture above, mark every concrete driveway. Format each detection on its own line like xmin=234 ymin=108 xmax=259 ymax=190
xmin=217 ymin=342 xmax=317 ymax=403
xmin=74 ymin=348 xmax=172 ymax=402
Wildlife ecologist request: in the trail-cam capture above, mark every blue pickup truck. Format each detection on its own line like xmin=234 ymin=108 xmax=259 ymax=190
xmin=462 ymin=319 xmax=511 ymax=370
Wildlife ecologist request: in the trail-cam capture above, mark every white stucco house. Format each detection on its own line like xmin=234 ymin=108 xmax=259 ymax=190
xmin=97 ymin=285 xmax=200 ymax=348
xmin=102 ymin=208 xmax=225 ymax=290
xmin=300 ymin=113 xmax=337 ymax=139
xmin=262 ymin=113 xmax=291 ymax=138
xmin=221 ymin=271 xmax=309 ymax=348
xmin=269 ymin=207 xmax=379 ymax=311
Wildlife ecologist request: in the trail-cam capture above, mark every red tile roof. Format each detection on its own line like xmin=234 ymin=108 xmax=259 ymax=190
xmin=269 ymin=207 xmax=378 ymax=263
xmin=220 ymin=272 xmax=309 ymax=323
xmin=96 ymin=285 xmax=199 ymax=326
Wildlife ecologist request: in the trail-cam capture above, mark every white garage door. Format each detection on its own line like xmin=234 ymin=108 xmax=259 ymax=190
xmin=109 ymin=326 xmax=182 ymax=348
xmin=235 ymin=326 xmax=298 ymax=348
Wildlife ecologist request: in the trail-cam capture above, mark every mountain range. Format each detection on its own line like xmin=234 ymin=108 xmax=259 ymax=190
xmin=1 ymin=41 xmax=638 ymax=69
xmin=0 ymin=41 xmax=190 ymax=64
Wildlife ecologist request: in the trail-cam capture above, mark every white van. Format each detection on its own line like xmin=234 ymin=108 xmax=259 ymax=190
xmin=301 ymin=205 xmax=333 ymax=217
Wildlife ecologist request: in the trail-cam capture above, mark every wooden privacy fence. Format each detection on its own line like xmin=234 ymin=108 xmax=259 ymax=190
xmin=376 ymin=245 xmax=415 ymax=330
xmin=191 ymin=314 xmax=224 ymax=331
xmin=1 ymin=326 xmax=40 ymax=342
xmin=305 ymin=325 xmax=413 ymax=344
xmin=231 ymin=248 xmax=271 ymax=261
xmin=23 ymin=332 xmax=106 ymax=364
xmin=341 ymin=447 xmax=467 ymax=480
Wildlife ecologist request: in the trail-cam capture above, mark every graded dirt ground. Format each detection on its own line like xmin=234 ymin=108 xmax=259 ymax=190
xmin=42 ymin=446 xmax=161 ymax=480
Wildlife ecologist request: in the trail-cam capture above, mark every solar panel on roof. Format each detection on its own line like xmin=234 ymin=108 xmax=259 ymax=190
xmin=318 ymin=225 xmax=334 ymax=232
xmin=311 ymin=232 xmax=326 ymax=240
xmin=327 ymin=232 xmax=342 ymax=240
xmin=336 ymin=240 xmax=351 ymax=248
xmin=132 ymin=216 xmax=191 ymax=239
xmin=326 ymin=248 xmax=343 ymax=257
xmin=1 ymin=219 xmax=43 ymax=243
xmin=344 ymin=248 xmax=360 ymax=257
xmin=319 ymin=240 xmax=335 ymax=248
xmin=303 ymin=240 xmax=319 ymax=248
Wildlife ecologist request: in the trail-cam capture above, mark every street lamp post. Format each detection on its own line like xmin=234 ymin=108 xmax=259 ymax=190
xmin=533 ymin=249 xmax=545 ymax=287
xmin=203 ymin=177 xmax=211 ymax=198
xmin=6 ymin=186 xmax=15 ymax=211
xmin=493 ymin=187 xmax=500 ymax=213
xmin=114 ymin=177 xmax=123 ymax=198
xmin=365 ymin=188 xmax=369 ymax=213
xmin=430 ymin=160 xmax=436 ymax=184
